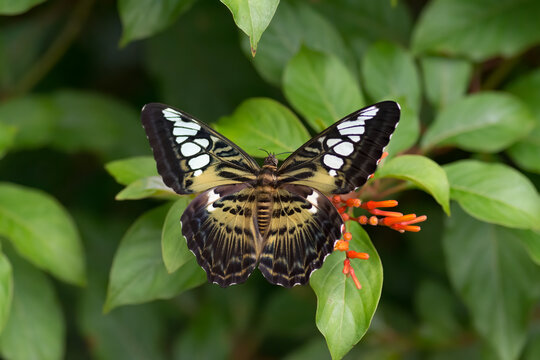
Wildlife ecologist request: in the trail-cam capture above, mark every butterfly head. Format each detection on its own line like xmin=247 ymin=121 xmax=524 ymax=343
xmin=263 ymin=153 xmax=278 ymax=167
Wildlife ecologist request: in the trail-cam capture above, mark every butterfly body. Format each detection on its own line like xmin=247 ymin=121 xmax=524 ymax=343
xmin=141 ymin=101 xmax=400 ymax=288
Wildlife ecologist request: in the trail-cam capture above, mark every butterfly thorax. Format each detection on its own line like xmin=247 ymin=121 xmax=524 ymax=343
xmin=255 ymin=156 xmax=279 ymax=237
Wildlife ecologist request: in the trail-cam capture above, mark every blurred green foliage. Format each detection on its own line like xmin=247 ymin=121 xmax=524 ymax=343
xmin=0 ymin=0 xmax=539 ymax=359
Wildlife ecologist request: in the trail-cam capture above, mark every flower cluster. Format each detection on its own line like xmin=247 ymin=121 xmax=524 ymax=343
xmin=331 ymin=194 xmax=427 ymax=289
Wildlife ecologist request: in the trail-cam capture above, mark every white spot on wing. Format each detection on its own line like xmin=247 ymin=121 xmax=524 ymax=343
xmin=181 ymin=142 xmax=201 ymax=156
xmin=361 ymin=106 xmax=379 ymax=117
xmin=337 ymin=118 xmax=365 ymax=129
xmin=207 ymin=189 xmax=220 ymax=204
xmin=188 ymin=154 xmax=210 ymax=170
xmin=194 ymin=138 xmax=209 ymax=148
xmin=173 ymin=127 xmax=197 ymax=136
xmin=323 ymin=154 xmax=344 ymax=169
xmin=334 ymin=141 xmax=354 ymax=156
xmin=175 ymin=121 xmax=200 ymax=131
xmin=193 ymin=169 xmax=203 ymax=177
xmin=339 ymin=126 xmax=365 ymax=136
xmin=329 ymin=169 xmax=337 ymax=177
xmin=175 ymin=136 xmax=187 ymax=144
xmin=326 ymin=138 xmax=341 ymax=147
xmin=348 ymin=135 xmax=360 ymax=142
xmin=163 ymin=108 xmax=181 ymax=120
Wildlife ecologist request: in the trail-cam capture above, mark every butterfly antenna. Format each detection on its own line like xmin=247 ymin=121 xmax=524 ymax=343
xmin=258 ymin=148 xmax=271 ymax=156
xmin=276 ymin=151 xmax=292 ymax=156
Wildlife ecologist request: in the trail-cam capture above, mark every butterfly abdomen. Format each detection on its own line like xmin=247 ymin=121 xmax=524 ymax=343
xmin=255 ymin=161 xmax=278 ymax=236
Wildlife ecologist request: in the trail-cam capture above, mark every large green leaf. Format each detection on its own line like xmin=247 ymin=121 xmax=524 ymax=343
xmin=0 ymin=91 xmax=148 ymax=159
xmin=0 ymin=123 xmax=16 ymax=158
xmin=105 ymin=156 xmax=158 ymax=186
xmin=374 ymin=155 xmax=450 ymax=215
xmin=505 ymin=69 xmax=540 ymax=174
xmin=0 ymin=95 xmax=59 ymax=149
xmin=162 ymin=197 xmax=192 ymax=273
xmin=0 ymin=0 xmax=45 ymax=15
xmin=0 ymin=252 xmax=12 ymax=335
xmin=443 ymin=204 xmax=540 ymax=360
xmin=422 ymin=92 xmax=535 ymax=152
xmin=105 ymin=204 xmax=206 ymax=311
xmin=115 ymin=176 xmax=176 ymax=201
xmin=443 ymin=160 xmax=540 ymax=230
xmin=118 ymin=0 xmax=196 ymax=46
xmin=412 ymin=0 xmax=540 ymax=61
xmin=313 ymin=0 xmax=412 ymax=57
xmin=283 ymin=47 xmax=364 ymax=132
xmin=0 ymin=183 xmax=85 ymax=285
xmin=241 ymin=1 xmax=354 ymax=86
xmin=361 ymin=41 xmax=421 ymax=112
xmin=0 ymin=251 xmax=64 ymax=360
xmin=215 ymin=98 xmax=309 ymax=159
xmin=360 ymin=41 xmax=421 ymax=154
xmin=220 ymin=0 xmax=279 ymax=56
xmin=310 ymin=222 xmax=382 ymax=360
xmin=420 ymin=56 xmax=473 ymax=109
xmin=511 ymin=229 xmax=540 ymax=266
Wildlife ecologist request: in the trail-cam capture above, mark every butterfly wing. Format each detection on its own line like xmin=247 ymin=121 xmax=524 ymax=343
xmin=258 ymin=185 xmax=344 ymax=287
xmin=180 ymin=183 xmax=262 ymax=287
xmin=277 ymin=101 xmax=400 ymax=194
xmin=141 ymin=103 xmax=260 ymax=194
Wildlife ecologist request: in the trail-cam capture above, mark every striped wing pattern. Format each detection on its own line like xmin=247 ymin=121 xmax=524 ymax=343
xmin=142 ymin=101 xmax=400 ymax=287
xmin=180 ymin=184 xmax=261 ymax=287
xmin=278 ymin=101 xmax=400 ymax=194
xmin=258 ymin=185 xmax=343 ymax=287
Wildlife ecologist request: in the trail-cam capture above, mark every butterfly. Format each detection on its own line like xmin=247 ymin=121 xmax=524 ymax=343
xmin=141 ymin=101 xmax=400 ymax=287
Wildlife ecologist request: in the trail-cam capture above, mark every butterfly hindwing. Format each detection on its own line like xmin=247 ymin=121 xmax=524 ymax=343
xmin=181 ymin=184 xmax=261 ymax=287
xmin=277 ymin=101 xmax=400 ymax=194
xmin=258 ymin=185 xmax=343 ymax=287
xmin=141 ymin=103 xmax=260 ymax=194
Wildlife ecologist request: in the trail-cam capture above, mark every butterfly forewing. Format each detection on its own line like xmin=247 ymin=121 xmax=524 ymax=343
xmin=258 ymin=185 xmax=343 ymax=287
xmin=141 ymin=103 xmax=260 ymax=194
xmin=180 ymin=184 xmax=261 ymax=287
xmin=277 ymin=101 xmax=400 ymax=194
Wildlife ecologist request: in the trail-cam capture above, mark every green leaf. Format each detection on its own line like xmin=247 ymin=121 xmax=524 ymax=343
xmin=105 ymin=156 xmax=159 ymax=186
xmin=443 ymin=160 xmax=540 ymax=230
xmin=0 ymin=252 xmax=12 ymax=335
xmin=412 ymin=0 xmax=540 ymax=61
xmin=420 ymin=56 xmax=473 ymax=109
xmin=215 ymin=98 xmax=309 ymax=159
xmin=414 ymin=280 xmax=461 ymax=343
xmin=361 ymin=41 xmax=421 ymax=112
xmin=384 ymin=106 xmax=420 ymax=155
xmin=0 ymin=91 xmax=149 ymax=159
xmin=312 ymin=0 xmax=412 ymax=57
xmin=115 ymin=176 xmax=177 ymax=200
xmin=443 ymin=204 xmax=540 ymax=360
xmin=105 ymin=204 xmax=206 ymax=311
xmin=0 ymin=123 xmax=16 ymax=158
xmin=505 ymin=69 xmax=540 ymax=174
xmin=220 ymin=0 xmax=279 ymax=56
xmin=0 ymin=183 xmax=85 ymax=285
xmin=511 ymin=229 xmax=540 ymax=266
xmin=162 ymin=197 xmax=192 ymax=273
xmin=0 ymin=0 xmax=45 ymax=15
xmin=242 ymin=1 xmax=354 ymax=86
xmin=422 ymin=92 xmax=535 ymax=152
xmin=49 ymin=90 xmax=148 ymax=160
xmin=375 ymin=155 xmax=450 ymax=215
xmin=310 ymin=222 xmax=382 ymax=360
xmin=0 ymin=250 xmax=64 ymax=360
xmin=118 ymin=0 xmax=196 ymax=46
xmin=0 ymin=95 xmax=59 ymax=149
xmin=283 ymin=47 xmax=364 ymax=132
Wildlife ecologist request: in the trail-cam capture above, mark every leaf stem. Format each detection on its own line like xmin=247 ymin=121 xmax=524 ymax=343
xmin=12 ymin=0 xmax=96 ymax=96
